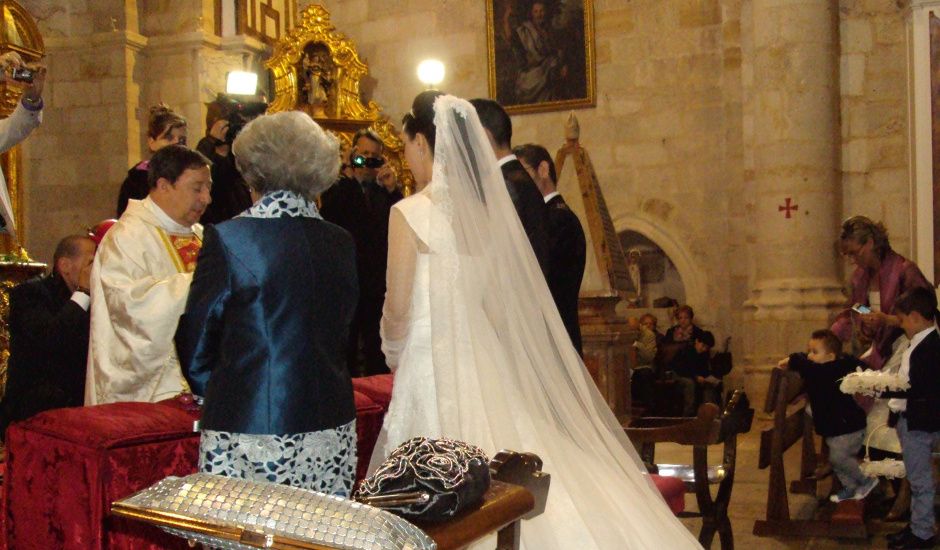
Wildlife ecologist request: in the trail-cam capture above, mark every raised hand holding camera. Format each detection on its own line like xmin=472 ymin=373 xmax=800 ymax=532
xmin=0 ymin=52 xmax=44 ymax=102
xmin=0 ymin=51 xmax=25 ymax=76
xmin=376 ymin=163 xmax=399 ymax=192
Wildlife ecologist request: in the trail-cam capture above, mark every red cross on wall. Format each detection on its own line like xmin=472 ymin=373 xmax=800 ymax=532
xmin=778 ymin=198 xmax=798 ymax=218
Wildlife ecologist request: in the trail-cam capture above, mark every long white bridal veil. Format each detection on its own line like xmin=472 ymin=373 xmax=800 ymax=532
xmin=425 ymin=95 xmax=700 ymax=548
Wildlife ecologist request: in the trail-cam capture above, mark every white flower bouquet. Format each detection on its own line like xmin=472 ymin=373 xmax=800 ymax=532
xmin=839 ymin=368 xmax=910 ymax=396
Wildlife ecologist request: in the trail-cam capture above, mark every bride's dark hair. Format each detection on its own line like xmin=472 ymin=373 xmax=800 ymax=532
xmin=402 ymin=90 xmax=444 ymax=153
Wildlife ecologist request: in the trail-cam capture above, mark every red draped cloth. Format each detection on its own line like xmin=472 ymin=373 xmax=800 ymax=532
xmin=2 ymin=376 xmax=394 ymax=550
xmin=2 ymin=374 xmax=680 ymax=548
xmin=3 ymin=401 xmax=200 ymax=549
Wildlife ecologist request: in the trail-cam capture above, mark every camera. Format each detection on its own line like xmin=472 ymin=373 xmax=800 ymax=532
xmin=351 ymin=155 xmax=385 ymax=169
xmin=223 ymin=99 xmax=268 ymax=144
xmin=11 ymin=67 xmax=33 ymax=83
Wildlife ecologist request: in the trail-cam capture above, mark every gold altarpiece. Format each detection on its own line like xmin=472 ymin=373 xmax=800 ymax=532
xmin=265 ymin=5 xmax=413 ymax=194
xmin=0 ymin=1 xmax=47 ymax=400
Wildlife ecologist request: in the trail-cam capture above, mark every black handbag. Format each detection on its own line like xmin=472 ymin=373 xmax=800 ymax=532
xmin=355 ymin=437 xmax=491 ymax=522
xmin=711 ymin=337 xmax=734 ymax=377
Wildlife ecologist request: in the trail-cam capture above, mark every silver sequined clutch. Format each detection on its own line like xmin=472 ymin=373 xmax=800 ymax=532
xmin=111 ymin=473 xmax=436 ymax=550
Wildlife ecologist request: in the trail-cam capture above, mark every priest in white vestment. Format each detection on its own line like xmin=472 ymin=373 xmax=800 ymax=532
xmin=86 ymin=145 xmax=212 ymax=405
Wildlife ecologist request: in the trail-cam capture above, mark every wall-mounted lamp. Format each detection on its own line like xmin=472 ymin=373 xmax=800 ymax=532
xmin=417 ymin=59 xmax=445 ymax=90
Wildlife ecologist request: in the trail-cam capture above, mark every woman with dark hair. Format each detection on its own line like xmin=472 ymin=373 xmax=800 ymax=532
xmin=175 ymin=111 xmax=358 ymax=495
xmin=116 ymin=105 xmax=188 ymax=216
xmin=372 ymin=91 xmax=700 ymax=548
xmin=831 ymin=215 xmax=932 ymax=369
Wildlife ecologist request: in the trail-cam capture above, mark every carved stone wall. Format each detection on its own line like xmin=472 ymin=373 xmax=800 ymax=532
xmin=3 ymin=1 xmax=916 ymax=413
xmin=18 ymin=0 xmax=273 ymax=265
xmin=302 ymin=0 xmax=914 ymax=407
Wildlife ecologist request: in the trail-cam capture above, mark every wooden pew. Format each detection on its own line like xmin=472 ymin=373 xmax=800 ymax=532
xmin=418 ymin=451 xmax=550 ymax=550
xmin=624 ymin=390 xmax=754 ymax=549
xmin=752 ymin=368 xmax=867 ymax=539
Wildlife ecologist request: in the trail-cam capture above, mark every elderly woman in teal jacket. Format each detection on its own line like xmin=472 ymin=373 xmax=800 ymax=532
xmin=175 ymin=111 xmax=358 ymax=496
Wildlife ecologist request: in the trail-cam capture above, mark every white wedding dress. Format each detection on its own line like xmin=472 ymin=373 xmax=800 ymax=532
xmin=371 ymin=96 xmax=701 ymax=549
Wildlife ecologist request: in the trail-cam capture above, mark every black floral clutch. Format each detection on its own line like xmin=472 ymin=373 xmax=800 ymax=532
xmin=355 ymin=437 xmax=491 ymax=522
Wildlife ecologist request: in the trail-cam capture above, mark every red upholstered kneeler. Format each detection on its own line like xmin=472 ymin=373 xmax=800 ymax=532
xmin=351 ymin=387 xmax=386 ymax=481
xmin=3 ymin=401 xmax=200 ymax=550
xmin=351 ymin=373 xmax=394 ymax=409
xmin=650 ymin=474 xmax=686 ymax=515
xmin=1 ymin=374 xmax=681 ymax=548
xmin=2 ymin=379 xmax=393 ymax=550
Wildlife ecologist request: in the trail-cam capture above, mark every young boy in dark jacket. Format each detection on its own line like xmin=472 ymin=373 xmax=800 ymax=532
xmin=778 ymin=329 xmax=875 ymax=503
xmin=670 ymin=330 xmax=716 ymax=415
xmin=882 ymin=287 xmax=940 ymax=550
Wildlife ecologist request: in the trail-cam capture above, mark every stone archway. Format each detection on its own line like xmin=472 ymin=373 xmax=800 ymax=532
xmin=611 ymin=215 xmax=707 ymax=309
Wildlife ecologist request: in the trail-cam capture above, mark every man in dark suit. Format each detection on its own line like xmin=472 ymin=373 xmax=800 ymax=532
xmin=469 ymin=99 xmax=550 ymax=276
xmin=320 ymin=128 xmax=402 ymax=376
xmin=514 ymin=143 xmax=586 ymax=355
xmin=0 ymin=235 xmax=95 ymax=439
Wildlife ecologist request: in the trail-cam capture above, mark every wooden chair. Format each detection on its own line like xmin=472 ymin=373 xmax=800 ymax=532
xmin=624 ymin=390 xmax=754 ymax=549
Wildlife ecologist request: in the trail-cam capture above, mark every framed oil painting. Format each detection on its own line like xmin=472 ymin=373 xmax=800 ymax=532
xmin=486 ymin=0 xmax=595 ymax=115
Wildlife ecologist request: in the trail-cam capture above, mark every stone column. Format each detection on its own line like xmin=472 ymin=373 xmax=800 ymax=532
xmin=138 ymin=1 xmax=268 ymax=140
xmin=742 ymin=0 xmax=845 ymax=409
xmin=25 ymin=29 xmax=148 ymax=262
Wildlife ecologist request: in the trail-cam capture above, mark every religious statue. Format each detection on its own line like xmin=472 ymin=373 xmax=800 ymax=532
xmin=627 ymin=248 xmax=643 ymax=307
xmin=300 ymin=43 xmax=334 ymax=116
xmin=267 ymin=4 xmax=413 ymax=193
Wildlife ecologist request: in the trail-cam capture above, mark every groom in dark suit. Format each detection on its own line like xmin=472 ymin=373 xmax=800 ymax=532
xmin=320 ymin=128 xmax=402 ymax=376
xmin=469 ymin=99 xmax=550 ymax=276
xmin=515 ymin=143 xmax=586 ymax=355
xmin=0 ymin=235 xmax=95 ymax=438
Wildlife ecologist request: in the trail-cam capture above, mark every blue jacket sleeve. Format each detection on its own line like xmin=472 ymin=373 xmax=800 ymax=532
xmin=174 ymin=224 xmax=232 ymax=397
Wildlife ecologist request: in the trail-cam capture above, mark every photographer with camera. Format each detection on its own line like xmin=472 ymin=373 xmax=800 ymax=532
xmin=195 ymin=97 xmax=252 ymax=224
xmin=320 ymin=128 xmax=402 ymax=377
xmin=0 ymin=51 xmax=45 ymax=236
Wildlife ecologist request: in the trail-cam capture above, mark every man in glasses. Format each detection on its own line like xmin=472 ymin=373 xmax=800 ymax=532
xmin=321 ymin=128 xmax=402 ymax=377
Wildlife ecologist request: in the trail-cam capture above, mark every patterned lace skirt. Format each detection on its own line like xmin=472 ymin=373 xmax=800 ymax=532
xmin=199 ymin=420 xmax=357 ymax=497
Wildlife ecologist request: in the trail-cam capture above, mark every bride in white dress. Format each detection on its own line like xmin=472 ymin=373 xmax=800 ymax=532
xmin=371 ymin=91 xmax=701 ymax=549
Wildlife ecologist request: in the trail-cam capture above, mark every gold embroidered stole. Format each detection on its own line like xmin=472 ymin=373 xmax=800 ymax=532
xmin=156 ymin=229 xmax=202 ymax=273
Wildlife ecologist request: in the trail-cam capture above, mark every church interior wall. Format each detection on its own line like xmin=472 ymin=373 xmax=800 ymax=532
xmin=19 ymin=0 xmax=146 ymax=268
xmin=18 ymin=0 xmax=263 ymax=266
xmin=838 ymin=0 xmax=911 ymax=257
xmin=307 ymin=0 xmax=738 ymax=342
xmin=8 ymin=0 xmax=917 ymax=384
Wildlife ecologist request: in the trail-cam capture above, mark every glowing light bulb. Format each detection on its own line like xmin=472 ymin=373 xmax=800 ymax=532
xmin=417 ymin=60 xmax=445 ymax=89
xmin=226 ymin=71 xmax=258 ymax=95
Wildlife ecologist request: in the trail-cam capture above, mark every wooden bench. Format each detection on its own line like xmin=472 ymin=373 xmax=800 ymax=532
xmin=418 ymin=451 xmax=550 ymax=550
xmin=624 ymin=390 xmax=753 ymax=549
xmin=752 ymin=368 xmax=867 ymax=539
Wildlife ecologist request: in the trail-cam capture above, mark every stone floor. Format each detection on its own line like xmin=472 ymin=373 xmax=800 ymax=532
xmin=655 ymin=416 xmax=911 ymax=549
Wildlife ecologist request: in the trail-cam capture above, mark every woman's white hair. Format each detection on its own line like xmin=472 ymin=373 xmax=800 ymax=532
xmin=233 ymin=110 xmax=339 ymax=200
